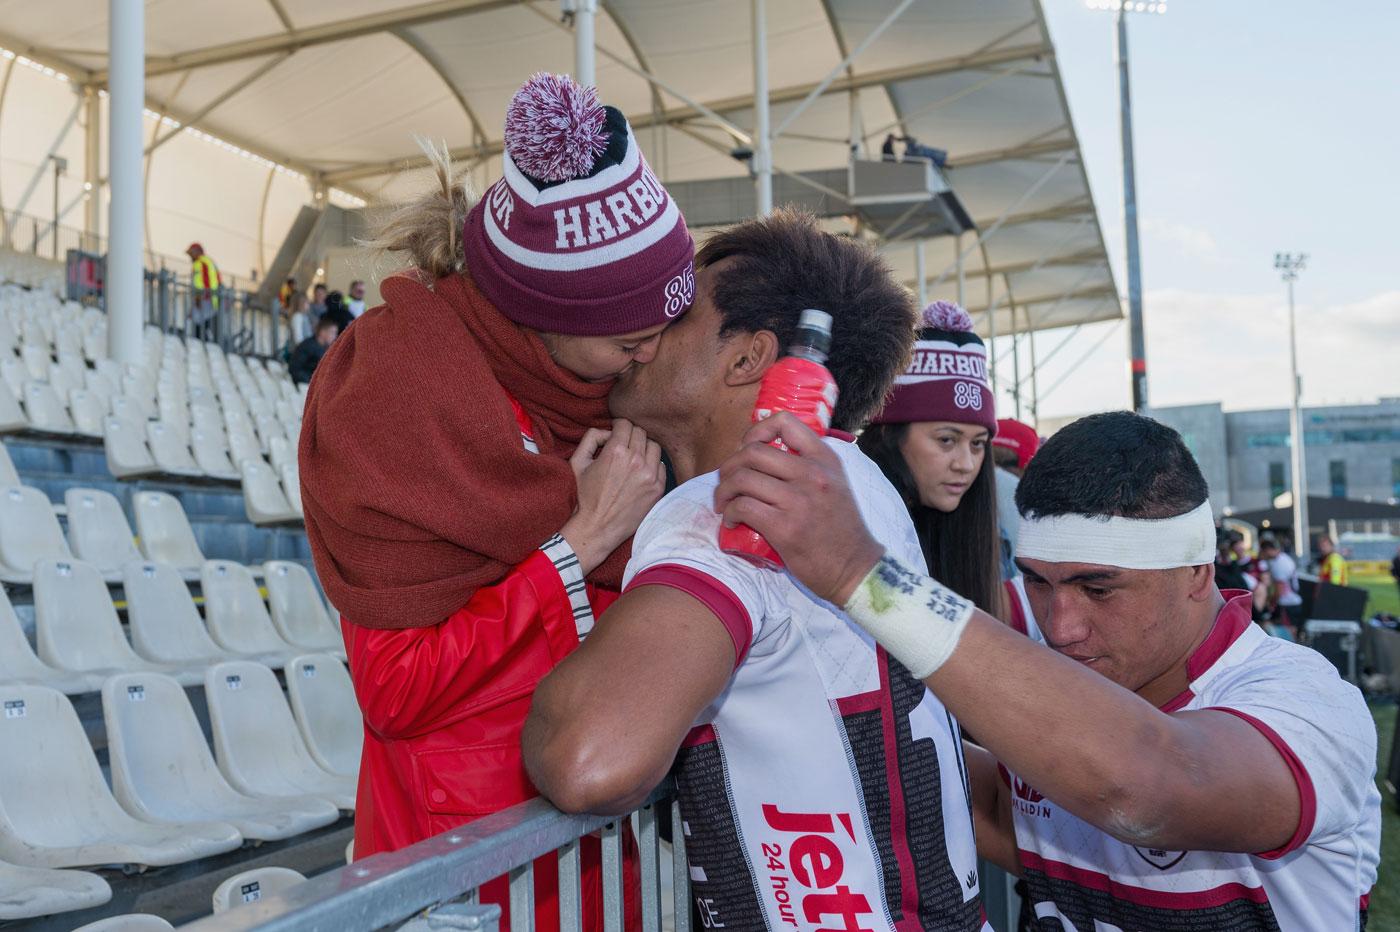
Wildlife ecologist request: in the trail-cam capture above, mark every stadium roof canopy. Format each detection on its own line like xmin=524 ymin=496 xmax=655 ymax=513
xmin=0 ymin=0 xmax=1121 ymax=336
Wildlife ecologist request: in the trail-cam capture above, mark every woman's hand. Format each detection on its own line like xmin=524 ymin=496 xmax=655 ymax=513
xmin=562 ymin=419 xmax=666 ymax=574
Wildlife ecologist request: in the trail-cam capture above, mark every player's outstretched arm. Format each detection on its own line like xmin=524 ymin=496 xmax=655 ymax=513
xmin=524 ymin=585 xmax=734 ymax=815
xmin=714 ymin=413 xmax=1301 ymax=855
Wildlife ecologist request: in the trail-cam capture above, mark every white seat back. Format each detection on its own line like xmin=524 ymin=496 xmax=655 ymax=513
xmin=133 ymin=492 xmax=205 ymax=569
xmin=267 ymin=435 xmax=292 ymax=473
xmin=263 ymin=562 xmax=341 ymax=651
xmin=241 ymin=460 xmax=298 ymax=526
xmin=0 ymin=486 xmax=72 ymax=581
xmin=286 ymin=655 xmax=361 ymax=777
xmin=103 ymin=415 xmax=158 ymax=479
xmin=281 ymin=462 xmax=303 ymax=517
xmin=123 ymin=562 xmax=227 ymax=664
xmin=34 ymin=559 xmax=143 ymax=673
xmin=211 ymin=866 xmax=306 ymax=913
xmin=204 ymin=661 xmax=355 ymax=808
xmin=144 ymin=421 xmax=198 ymax=474
xmin=0 ymin=381 xmax=26 ymax=432
xmin=0 ymin=583 xmax=72 ymax=685
xmin=68 ymin=387 xmax=106 ymax=437
xmin=0 ymin=443 xmax=18 ymax=486
xmin=22 ymin=381 xmax=74 ymax=433
xmin=64 ymin=487 xmax=142 ymax=573
xmin=110 ymin=394 xmax=150 ymax=423
xmin=201 ymin=560 xmax=294 ymax=656
xmin=192 ymin=428 xmax=237 ymax=478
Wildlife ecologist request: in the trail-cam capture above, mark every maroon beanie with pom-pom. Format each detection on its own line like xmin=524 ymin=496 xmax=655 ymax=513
xmin=871 ymin=300 xmax=997 ymax=436
xmin=462 ymin=73 xmax=695 ymax=336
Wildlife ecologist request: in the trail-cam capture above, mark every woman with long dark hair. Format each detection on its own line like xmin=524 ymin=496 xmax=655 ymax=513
xmin=858 ymin=301 xmax=1005 ymax=619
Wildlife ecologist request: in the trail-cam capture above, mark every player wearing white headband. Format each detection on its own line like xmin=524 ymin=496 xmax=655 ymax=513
xmin=714 ymin=410 xmax=1380 ymax=932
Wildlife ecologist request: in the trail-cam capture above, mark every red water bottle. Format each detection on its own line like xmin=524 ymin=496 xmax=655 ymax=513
xmin=719 ymin=309 xmax=838 ymax=569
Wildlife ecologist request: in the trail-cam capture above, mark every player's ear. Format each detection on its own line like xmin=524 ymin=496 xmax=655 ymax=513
xmin=724 ymin=330 xmax=780 ymax=388
xmin=1186 ymin=563 xmax=1215 ymax=602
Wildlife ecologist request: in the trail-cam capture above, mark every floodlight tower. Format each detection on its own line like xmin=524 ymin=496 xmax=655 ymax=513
xmin=1275 ymin=252 xmax=1310 ymax=560
xmin=1086 ymin=0 xmax=1165 ymax=410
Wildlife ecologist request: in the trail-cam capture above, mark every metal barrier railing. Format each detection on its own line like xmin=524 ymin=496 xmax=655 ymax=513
xmin=181 ymin=783 xmax=689 ymax=932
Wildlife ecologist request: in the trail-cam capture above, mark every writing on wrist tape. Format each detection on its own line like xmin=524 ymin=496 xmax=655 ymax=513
xmin=843 ymin=555 xmax=974 ymax=679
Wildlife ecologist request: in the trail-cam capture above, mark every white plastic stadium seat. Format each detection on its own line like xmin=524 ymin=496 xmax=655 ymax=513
xmin=0 ymin=485 xmax=74 ymax=583
xmin=0 ymin=685 xmax=241 ymax=869
xmin=0 ymin=443 xmax=18 ymax=486
xmin=71 ymin=914 xmax=176 ymax=931
xmin=65 ymin=487 xmax=143 ymax=575
xmin=110 ymin=394 xmax=151 ymax=424
xmin=0 ymin=585 xmax=102 ymax=694
xmin=133 ymin=491 xmax=206 ymax=571
xmin=0 ymin=359 xmax=26 ymax=400
xmin=103 ymin=415 xmax=160 ymax=479
xmin=33 ymin=559 xmax=203 ymax=686
xmin=144 ymin=421 xmax=201 ymax=477
xmin=264 ymin=562 xmax=344 ymax=654
xmin=68 ymin=387 xmax=106 ymax=438
xmin=242 ymin=460 xmax=301 ymax=526
xmin=122 ymin=561 xmax=239 ymax=668
xmin=286 ymin=655 xmax=361 ymax=778
xmin=0 ymin=858 xmax=111 ymax=920
xmin=205 ymin=662 xmax=357 ymax=809
xmin=211 ymin=867 xmax=308 ymax=913
xmin=22 ymin=380 xmax=75 ymax=434
xmin=192 ymin=428 xmax=239 ymax=481
xmin=200 ymin=561 xmax=298 ymax=666
xmin=281 ymin=462 xmax=303 ymax=517
xmin=267 ymin=434 xmax=292 ymax=473
xmin=0 ymin=381 xmax=27 ymax=433
xmin=103 ymin=673 xmax=339 ymax=843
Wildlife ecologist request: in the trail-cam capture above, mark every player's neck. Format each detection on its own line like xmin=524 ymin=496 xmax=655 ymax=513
xmin=1134 ymin=589 xmax=1228 ymax=708
xmin=667 ymin=402 xmax=754 ymax=485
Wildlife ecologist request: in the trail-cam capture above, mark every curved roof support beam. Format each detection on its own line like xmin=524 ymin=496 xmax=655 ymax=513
xmin=147 ymin=53 xmax=291 ymax=156
xmin=116 ymin=0 xmax=522 ymax=81
xmin=265 ymin=0 xmax=295 ymax=31
xmin=389 ymin=28 xmax=487 ymax=150
xmin=257 ymin=164 xmax=276 ymax=279
xmin=0 ymin=56 xmax=16 ymax=240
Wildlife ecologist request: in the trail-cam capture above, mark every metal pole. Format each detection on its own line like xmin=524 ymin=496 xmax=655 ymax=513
xmin=956 ymin=232 xmax=965 ymax=306
xmin=1117 ymin=8 xmax=1148 ymax=411
xmin=84 ymin=86 xmax=101 ymax=250
xmin=751 ymin=0 xmax=773 ymax=216
xmin=51 ymin=158 xmax=60 ymax=259
xmin=1287 ymin=274 xmax=1309 ymax=560
xmin=914 ymin=240 xmax=927 ymax=307
xmin=985 ymin=274 xmax=998 ymax=397
xmin=573 ymin=0 xmax=597 ymax=89
xmin=1027 ymin=307 xmax=1040 ymax=430
xmin=1010 ymin=297 xmax=1022 ymax=420
xmin=108 ymin=0 xmax=145 ymax=366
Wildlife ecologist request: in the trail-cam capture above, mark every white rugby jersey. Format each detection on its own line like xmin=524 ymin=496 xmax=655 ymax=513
xmin=624 ymin=438 xmax=990 ymax=932
xmin=1004 ymin=592 xmax=1381 ymax=932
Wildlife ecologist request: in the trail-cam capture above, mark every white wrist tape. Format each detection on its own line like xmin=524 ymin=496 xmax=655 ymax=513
xmin=842 ymin=555 xmax=974 ymax=679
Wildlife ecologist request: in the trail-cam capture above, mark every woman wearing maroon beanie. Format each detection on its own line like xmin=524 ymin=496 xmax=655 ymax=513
xmin=298 ymin=73 xmax=695 ymax=931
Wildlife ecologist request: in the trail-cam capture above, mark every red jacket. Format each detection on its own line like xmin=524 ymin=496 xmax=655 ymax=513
xmin=343 ymin=549 xmax=633 ymax=931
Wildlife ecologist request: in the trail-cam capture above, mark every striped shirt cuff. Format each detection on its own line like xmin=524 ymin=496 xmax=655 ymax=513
xmin=540 ymin=534 xmax=594 ymax=640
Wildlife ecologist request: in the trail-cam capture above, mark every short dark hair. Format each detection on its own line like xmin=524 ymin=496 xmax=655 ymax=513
xmin=314 ymin=316 xmax=339 ymax=335
xmin=696 ymin=209 xmax=916 ymax=432
xmin=1016 ymin=411 xmax=1209 ymax=520
xmin=313 ymin=283 xmax=327 ymax=294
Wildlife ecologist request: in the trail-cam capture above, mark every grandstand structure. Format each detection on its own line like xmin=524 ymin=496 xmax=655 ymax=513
xmin=0 ymin=0 xmax=1119 ymax=927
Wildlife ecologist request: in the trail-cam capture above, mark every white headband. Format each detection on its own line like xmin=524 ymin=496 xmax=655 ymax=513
xmin=1016 ymin=501 xmax=1216 ymax=570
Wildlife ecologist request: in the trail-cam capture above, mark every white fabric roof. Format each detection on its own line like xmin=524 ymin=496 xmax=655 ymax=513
xmin=0 ymin=0 xmax=1119 ymax=333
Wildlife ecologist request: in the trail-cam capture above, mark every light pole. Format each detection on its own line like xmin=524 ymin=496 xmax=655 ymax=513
xmin=1275 ymin=252 xmax=1309 ymax=560
xmin=1086 ymin=0 xmax=1165 ymax=410
xmin=49 ymin=155 xmax=67 ymax=259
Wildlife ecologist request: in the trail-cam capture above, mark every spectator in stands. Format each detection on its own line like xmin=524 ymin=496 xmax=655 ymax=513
xmin=320 ymin=290 xmax=354 ymax=331
xmin=881 ymin=133 xmax=899 ymax=160
xmin=856 ymin=300 xmax=1014 ymax=621
xmin=1317 ymin=534 xmax=1349 ymax=587
xmin=1257 ymin=534 xmax=1302 ymax=636
xmin=278 ymin=276 xmax=298 ymax=311
xmin=1214 ymin=527 xmax=1252 ymax=592
xmin=346 ymin=279 xmax=368 ymax=319
xmin=289 ymin=316 xmax=338 ymax=384
xmin=902 ymin=135 xmax=948 ymax=168
xmin=309 ymin=283 xmax=328 ymax=318
xmin=185 ymin=242 xmax=221 ymax=341
xmin=297 ymin=73 xmax=692 ymax=932
xmin=711 ymin=410 xmax=1380 ymax=931
xmin=286 ymin=291 xmax=314 ymax=347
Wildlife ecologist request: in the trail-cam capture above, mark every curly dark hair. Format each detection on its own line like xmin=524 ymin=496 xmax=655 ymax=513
xmin=696 ymin=209 xmax=916 ymax=432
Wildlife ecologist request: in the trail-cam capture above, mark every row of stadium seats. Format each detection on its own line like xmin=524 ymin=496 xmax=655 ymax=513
xmin=1 ymin=557 xmax=342 ymax=693
xmin=0 ymin=658 xmax=358 ymax=920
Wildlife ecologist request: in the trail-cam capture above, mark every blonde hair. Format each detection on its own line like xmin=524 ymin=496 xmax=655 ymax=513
xmin=362 ymin=137 xmax=477 ymax=280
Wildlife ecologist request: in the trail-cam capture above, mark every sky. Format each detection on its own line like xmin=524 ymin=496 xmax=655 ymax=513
xmin=1004 ymin=0 xmax=1400 ymax=423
